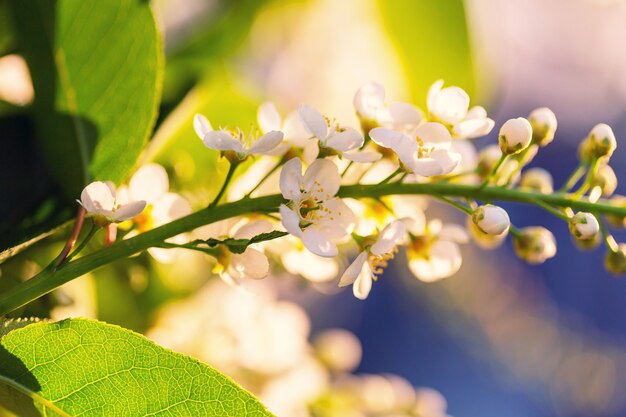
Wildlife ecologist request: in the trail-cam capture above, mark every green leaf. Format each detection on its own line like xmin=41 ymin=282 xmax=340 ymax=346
xmin=0 ymin=318 xmax=274 ymax=417
xmin=10 ymin=0 xmax=163 ymax=198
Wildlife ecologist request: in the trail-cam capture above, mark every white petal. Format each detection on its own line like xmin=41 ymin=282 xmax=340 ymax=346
xmin=193 ymin=114 xmax=212 ymax=139
xmin=317 ymin=198 xmax=356 ymax=239
xmin=248 ymin=131 xmax=284 ymax=154
xmin=343 ymin=151 xmax=382 ymax=163
xmin=354 ymin=82 xmax=385 ymax=119
xmin=151 ymin=193 xmax=192 ymax=226
xmin=279 ymin=157 xmax=303 ymax=200
xmin=384 ymin=102 xmax=423 ymax=131
xmin=81 ymin=181 xmax=116 ymax=213
xmin=112 ymin=200 xmax=146 ymax=222
xmin=369 ymin=127 xmax=407 ymax=149
xmin=129 ymin=163 xmax=169 ymax=204
xmin=339 ymin=251 xmax=368 ymax=287
xmin=430 ymin=149 xmax=461 ymax=175
xmin=426 ymin=79 xmax=444 ymax=111
xmin=257 ymin=101 xmax=282 ymax=133
xmin=234 ymin=219 xmax=273 ymax=239
xmin=299 ymin=104 xmax=328 ymax=139
xmin=466 ymin=106 xmax=487 ymax=119
xmin=301 ymin=227 xmax=338 ymax=257
xmin=430 ymin=85 xmax=469 ymax=124
xmin=303 ymin=159 xmax=341 ymax=200
xmin=280 ymin=204 xmax=302 ymax=237
xmin=439 ymin=223 xmax=469 ymax=243
xmin=325 ymin=129 xmax=363 ymax=152
xmin=202 ymin=130 xmax=243 ymax=152
xmin=283 ymin=111 xmax=310 ymax=145
xmin=407 ymin=157 xmax=445 ymax=177
xmin=231 ymin=248 xmax=269 ymax=280
xmin=453 ymin=118 xmax=494 ymax=139
xmin=408 ymin=240 xmax=461 ymax=282
xmin=302 ymin=140 xmax=320 ymax=165
xmin=353 ymin=263 xmax=373 ymax=300
xmin=371 ymin=220 xmax=407 ymax=256
xmin=282 ymin=249 xmax=338 ymax=282
xmin=415 ymin=122 xmax=452 ymax=147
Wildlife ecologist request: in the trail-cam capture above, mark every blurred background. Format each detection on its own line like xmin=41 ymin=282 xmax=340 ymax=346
xmin=3 ymin=0 xmax=626 ymax=416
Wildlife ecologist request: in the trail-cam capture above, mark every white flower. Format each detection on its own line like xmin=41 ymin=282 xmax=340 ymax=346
xmin=512 ymin=226 xmax=556 ymax=264
xmin=370 ymin=122 xmax=461 ymax=176
xmin=339 ymin=220 xmax=407 ymax=300
xmin=79 ymin=181 xmax=146 ymax=225
xmin=195 ymin=112 xmax=284 ymax=160
xmin=569 ymin=212 xmax=600 ymax=240
xmin=520 ymin=168 xmax=553 ymax=194
xmin=471 ymin=204 xmax=510 ymax=236
xmin=498 ymin=117 xmax=533 ymax=155
xmin=427 ymin=79 xmax=494 ymax=139
xmin=257 ymin=102 xmax=317 ymax=162
xmin=279 ymin=158 xmax=356 ymax=257
xmin=298 ymin=104 xmax=381 ymax=162
xmin=117 ymin=164 xmax=192 ymax=262
xmin=528 ymin=107 xmax=557 ymax=146
xmin=353 ymin=82 xmax=423 ymax=133
xmin=405 ymin=219 xmax=468 ymax=283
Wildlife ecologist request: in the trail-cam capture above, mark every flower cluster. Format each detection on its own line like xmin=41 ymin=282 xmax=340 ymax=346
xmin=75 ymin=80 xmax=625 ymax=300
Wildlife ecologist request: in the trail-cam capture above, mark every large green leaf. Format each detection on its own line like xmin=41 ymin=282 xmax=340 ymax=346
xmin=10 ymin=0 xmax=163 ymax=197
xmin=0 ymin=318 xmax=274 ymax=417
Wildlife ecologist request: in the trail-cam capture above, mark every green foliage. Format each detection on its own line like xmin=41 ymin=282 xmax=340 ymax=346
xmin=0 ymin=318 xmax=274 ymax=417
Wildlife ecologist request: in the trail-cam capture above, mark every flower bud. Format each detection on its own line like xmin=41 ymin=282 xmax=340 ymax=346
xmin=512 ymin=226 xmax=556 ymax=264
xmin=606 ymin=195 xmax=626 ymax=229
xmin=476 ymin=145 xmax=502 ymax=179
xmin=590 ymin=164 xmax=617 ymax=197
xmin=313 ymin=329 xmax=362 ymax=373
xmin=519 ymin=168 xmax=553 ymax=194
xmin=472 ymin=204 xmax=510 ymax=235
xmin=528 ymin=107 xmax=557 ymax=147
xmin=605 ymin=244 xmax=626 ymax=275
xmin=587 ymin=123 xmax=617 ymax=159
xmin=467 ymin=217 xmax=507 ymax=249
xmin=568 ymin=212 xmax=599 ymax=241
xmin=574 ymin=232 xmax=601 ymax=251
xmin=498 ymin=117 xmax=533 ymax=155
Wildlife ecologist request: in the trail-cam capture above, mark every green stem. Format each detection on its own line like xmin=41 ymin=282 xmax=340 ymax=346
xmin=341 ymin=161 xmax=354 ymax=177
xmin=558 ymin=162 xmax=587 ymax=193
xmin=573 ymin=158 xmax=600 ymax=199
xmin=433 ymin=194 xmax=473 ymax=215
xmin=532 ymin=199 xmax=571 ymax=221
xmin=479 ymin=154 xmax=507 ymax=190
xmin=504 ymin=145 xmax=535 ymax=185
xmin=245 ymin=159 xmax=284 ymax=198
xmin=380 ymin=168 xmax=402 ymax=185
xmin=210 ymin=162 xmax=239 ymax=207
xmin=597 ymin=215 xmax=618 ymax=252
xmin=60 ymin=223 xmax=98 ymax=266
xmin=2 ymin=183 xmax=626 ymax=315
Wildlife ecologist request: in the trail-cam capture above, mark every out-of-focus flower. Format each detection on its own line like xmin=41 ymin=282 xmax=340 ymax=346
xmin=117 ymin=164 xmax=192 ymax=262
xmin=299 ymin=104 xmax=381 ymax=162
xmin=528 ymin=107 xmax=557 ymax=146
xmin=520 ymin=167 xmax=553 ymax=194
xmin=277 ymin=235 xmax=340 ymax=283
xmin=339 ymin=220 xmax=407 ymax=299
xmin=427 ymin=79 xmax=494 ymax=139
xmin=313 ymin=328 xmax=362 ymax=373
xmin=569 ymin=212 xmax=600 ymax=241
xmin=587 ymin=123 xmax=617 ymax=159
xmin=498 ymin=117 xmax=533 ymax=155
xmin=406 ymin=219 xmax=468 ymax=282
xmin=512 ymin=226 xmax=557 ymax=264
xmin=79 ymin=181 xmax=146 ymax=226
xmin=370 ymin=122 xmax=461 ymax=176
xmin=0 ymin=54 xmax=34 ymax=105
xmin=605 ymin=244 xmax=626 ymax=275
xmin=353 ymin=82 xmax=423 ymax=133
xmin=413 ymin=387 xmax=450 ymax=417
xmin=472 ymin=204 xmax=510 ymax=236
xmin=257 ymin=102 xmax=317 ymax=162
xmin=279 ymin=158 xmax=356 ymax=257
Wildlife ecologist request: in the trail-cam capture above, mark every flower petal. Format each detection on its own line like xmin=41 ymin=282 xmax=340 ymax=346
xmin=112 ymin=200 xmax=146 ymax=222
xmin=248 ymin=130 xmax=284 ymax=155
xmin=427 ymin=79 xmax=444 ymax=112
xmin=430 ymin=149 xmax=461 ymax=175
xmin=316 ymin=197 xmax=356 ymax=239
xmin=279 ymin=157 xmax=303 ymax=200
xmin=129 ymin=163 xmax=169 ymax=204
xmin=231 ymin=248 xmax=269 ymax=280
xmin=369 ymin=127 xmax=407 ymax=149
xmin=384 ymin=102 xmax=423 ymax=132
xmin=408 ymin=240 xmax=462 ymax=283
xmin=193 ymin=114 xmax=212 ymax=139
xmin=257 ymin=101 xmax=282 ymax=133
xmin=202 ymin=130 xmax=243 ymax=152
xmin=429 ymin=85 xmax=469 ymax=125
xmin=415 ymin=122 xmax=452 ymax=147
xmin=80 ymin=181 xmax=116 ymax=213
xmin=439 ymin=223 xmax=469 ymax=244
xmin=453 ymin=118 xmax=494 ymax=139
xmin=343 ymin=151 xmax=382 ymax=163
xmin=303 ymin=159 xmax=341 ymax=200
xmin=339 ymin=251 xmax=368 ymax=287
xmin=407 ymin=157 xmax=444 ymax=177
xmin=234 ymin=219 xmax=273 ymax=240
xmin=301 ymin=227 xmax=338 ymax=257
xmin=299 ymin=104 xmax=328 ymax=140
xmin=371 ymin=220 xmax=406 ymax=256
xmin=354 ymin=82 xmax=385 ymax=119
xmin=151 ymin=193 xmax=191 ymax=226
xmin=325 ymin=129 xmax=363 ymax=152
xmin=353 ymin=263 xmax=373 ymax=300
xmin=280 ymin=204 xmax=302 ymax=237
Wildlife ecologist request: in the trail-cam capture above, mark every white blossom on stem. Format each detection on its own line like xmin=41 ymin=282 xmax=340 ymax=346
xmin=79 ymin=181 xmax=146 ymax=226
xmin=353 ymin=82 xmax=423 ymax=133
xmin=339 ymin=220 xmax=407 ymax=300
xmin=298 ymin=104 xmax=381 ymax=162
xmin=257 ymin=102 xmax=317 ymax=162
xmin=370 ymin=122 xmax=461 ymax=176
xmin=279 ymin=158 xmax=356 ymax=257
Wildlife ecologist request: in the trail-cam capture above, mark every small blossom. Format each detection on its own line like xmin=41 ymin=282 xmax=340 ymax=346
xmin=519 ymin=168 xmax=553 ymax=194
xmin=512 ymin=226 xmax=556 ymax=264
xmin=279 ymin=158 xmax=356 ymax=257
xmin=587 ymin=123 xmax=617 ymax=159
xmin=606 ymin=195 xmax=626 ymax=229
xmin=472 ymin=204 xmax=510 ymax=236
xmin=370 ymin=122 xmax=461 ymax=177
xmin=298 ymin=104 xmax=381 ymax=162
xmin=195 ymin=112 xmax=284 ymax=161
xmin=79 ymin=181 xmax=146 ymax=226
xmin=405 ymin=219 xmax=468 ymax=283
xmin=498 ymin=117 xmax=533 ymax=155
xmin=339 ymin=220 xmax=407 ymax=299
xmin=569 ymin=212 xmax=599 ymax=241
xmin=353 ymin=82 xmax=423 ymax=133
xmin=257 ymin=102 xmax=316 ymax=161
xmin=427 ymin=79 xmax=494 ymax=139
xmin=528 ymin=107 xmax=557 ymax=146
xmin=590 ymin=164 xmax=618 ymax=199
xmin=467 ymin=217 xmax=507 ymax=249
xmin=605 ymin=244 xmax=626 ymax=275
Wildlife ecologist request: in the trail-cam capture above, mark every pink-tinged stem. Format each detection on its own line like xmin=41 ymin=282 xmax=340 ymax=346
xmin=55 ymin=207 xmax=86 ymax=266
